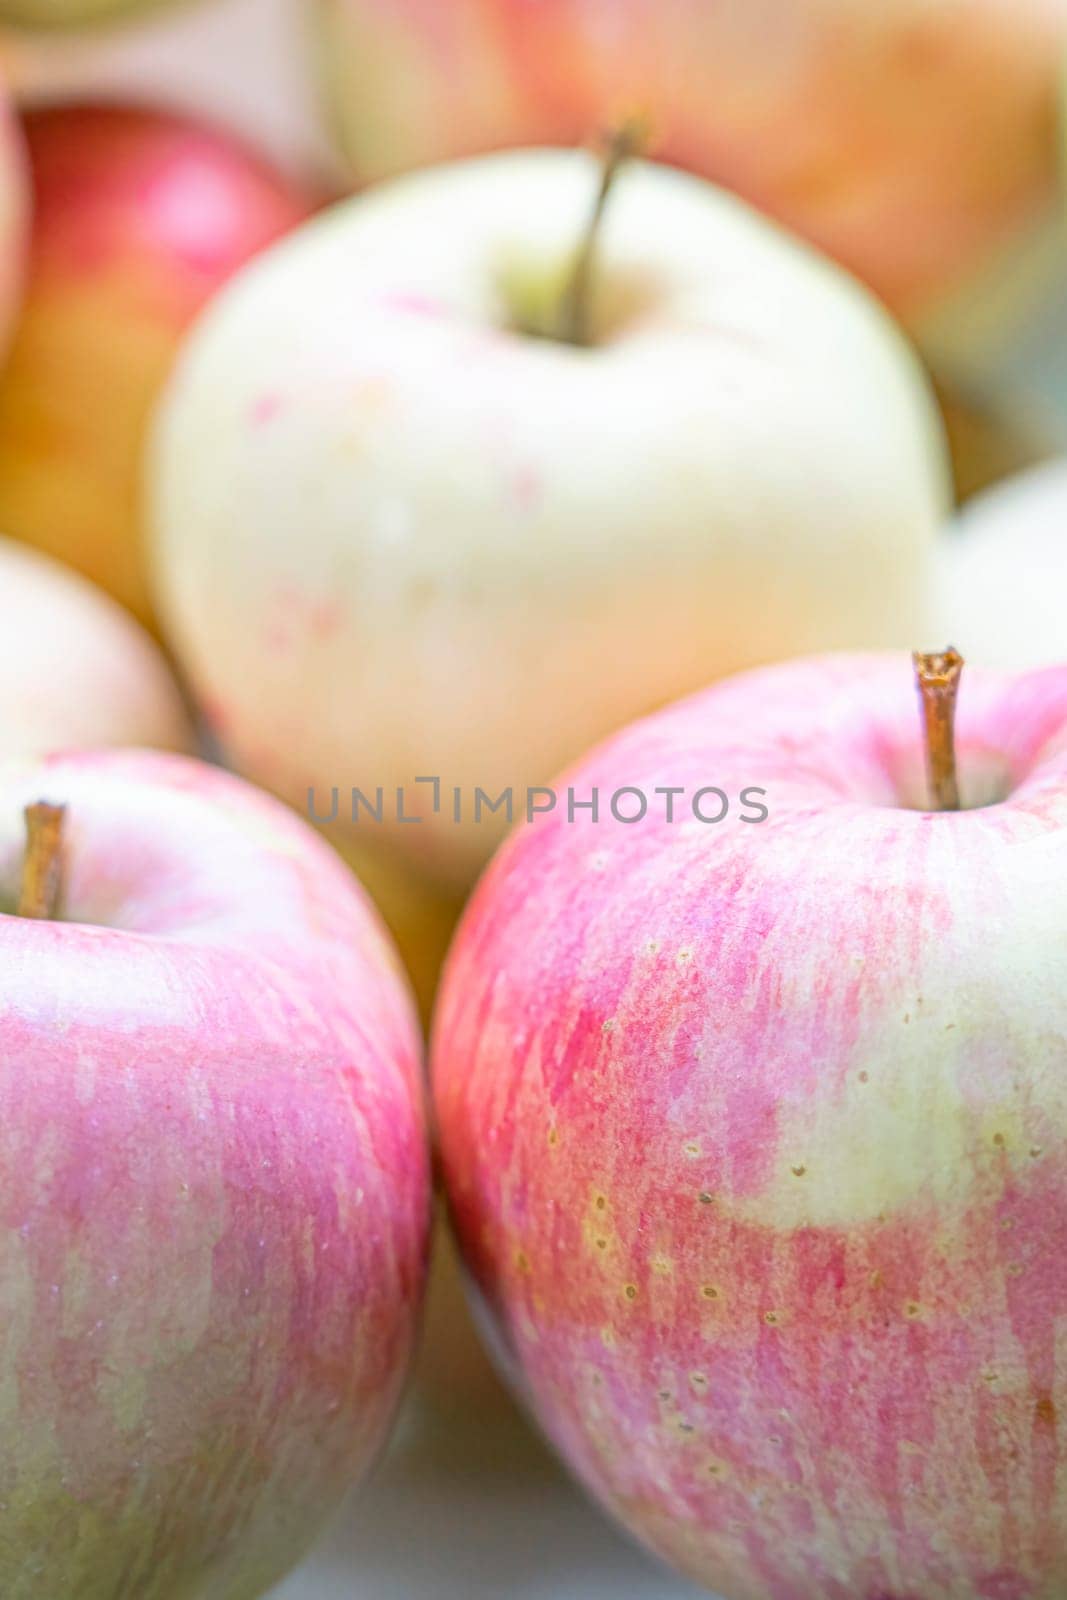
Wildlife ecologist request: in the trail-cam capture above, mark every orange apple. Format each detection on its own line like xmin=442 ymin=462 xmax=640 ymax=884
xmin=312 ymin=0 xmax=1067 ymax=334
xmin=0 ymin=104 xmax=314 ymax=629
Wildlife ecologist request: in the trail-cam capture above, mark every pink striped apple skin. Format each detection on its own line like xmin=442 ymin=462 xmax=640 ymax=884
xmin=0 ymin=89 xmax=26 ymax=358
xmin=0 ymin=106 xmax=314 ymax=631
xmin=433 ymin=653 xmax=1067 ymax=1600
xmin=314 ymin=0 xmax=1067 ymax=326
xmin=0 ymin=751 xmax=431 ymax=1599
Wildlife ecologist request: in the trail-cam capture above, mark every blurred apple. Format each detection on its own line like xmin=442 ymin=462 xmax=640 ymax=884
xmin=0 ymin=0 xmax=172 ymax=28
xmin=0 ymin=104 xmax=315 ymax=630
xmin=0 ymin=534 xmax=192 ymax=755
xmin=151 ymin=148 xmax=950 ymax=897
xmin=0 ymin=87 xmax=27 ymax=359
xmin=311 ymin=0 xmax=1067 ymax=337
xmin=932 ymin=458 xmax=1067 ymax=669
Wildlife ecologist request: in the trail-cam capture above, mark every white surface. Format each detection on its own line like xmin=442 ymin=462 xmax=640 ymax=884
xmin=269 ymin=1235 xmax=706 ymax=1600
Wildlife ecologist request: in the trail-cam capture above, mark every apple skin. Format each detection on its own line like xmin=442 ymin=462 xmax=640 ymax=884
xmin=0 ymin=105 xmax=315 ymax=630
xmin=151 ymin=148 xmax=950 ymax=896
xmin=0 ymin=748 xmax=431 ymax=1599
xmin=0 ymin=535 xmax=192 ymax=756
xmin=433 ymin=651 xmax=1067 ymax=1600
xmin=312 ymin=0 xmax=1067 ymax=328
xmin=932 ymin=459 xmax=1067 ymax=672
xmin=0 ymin=90 xmax=27 ymax=359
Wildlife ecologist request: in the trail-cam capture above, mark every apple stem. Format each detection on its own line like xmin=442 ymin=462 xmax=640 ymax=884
xmin=558 ymin=117 xmax=649 ymax=347
xmin=913 ymin=649 xmax=963 ymax=812
xmin=17 ymin=801 xmax=66 ymax=920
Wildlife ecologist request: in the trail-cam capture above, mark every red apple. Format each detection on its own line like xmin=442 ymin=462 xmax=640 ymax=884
xmin=434 ymin=649 xmax=1067 ymax=1598
xmin=312 ymin=0 xmax=1067 ymax=336
xmin=0 ymin=85 xmax=27 ymax=358
xmin=0 ymin=748 xmax=431 ymax=1596
xmin=0 ymin=104 xmax=315 ymax=629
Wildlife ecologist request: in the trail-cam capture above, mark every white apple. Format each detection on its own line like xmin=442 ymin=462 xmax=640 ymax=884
xmin=932 ymin=457 xmax=1067 ymax=670
xmin=0 ymin=535 xmax=192 ymax=756
xmin=151 ymin=148 xmax=950 ymax=893
xmin=0 ymin=748 xmax=431 ymax=1598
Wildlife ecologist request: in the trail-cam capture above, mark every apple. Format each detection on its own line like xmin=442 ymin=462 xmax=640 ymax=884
xmin=0 ymin=86 xmax=27 ymax=358
xmin=933 ymin=457 xmax=1067 ymax=670
xmin=311 ymin=0 xmax=1067 ymax=335
xmin=0 ymin=747 xmax=431 ymax=1598
xmin=151 ymin=147 xmax=950 ymax=897
xmin=433 ymin=646 xmax=1067 ymax=1599
xmin=0 ymin=104 xmax=315 ymax=630
xmin=0 ymin=534 xmax=192 ymax=756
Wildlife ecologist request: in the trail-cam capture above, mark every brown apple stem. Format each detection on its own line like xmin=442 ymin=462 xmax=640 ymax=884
xmin=913 ymin=649 xmax=963 ymax=812
xmin=16 ymin=801 xmax=66 ymax=920
xmin=558 ymin=117 xmax=649 ymax=348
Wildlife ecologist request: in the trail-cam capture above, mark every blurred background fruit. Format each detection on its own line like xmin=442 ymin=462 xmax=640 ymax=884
xmin=312 ymin=0 xmax=1067 ymax=351
xmin=150 ymin=148 xmax=951 ymax=899
xmin=0 ymin=534 xmax=192 ymax=754
xmin=0 ymin=0 xmax=171 ymax=29
xmin=932 ymin=457 xmax=1067 ymax=669
xmin=0 ymin=84 xmax=26 ymax=357
xmin=0 ymin=103 xmax=315 ymax=629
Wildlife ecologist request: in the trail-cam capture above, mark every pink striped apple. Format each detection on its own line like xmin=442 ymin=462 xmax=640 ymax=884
xmin=0 ymin=535 xmax=192 ymax=757
xmin=0 ymin=749 xmax=431 ymax=1598
xmin=434 ymin=650 xmax=1067 ymax=1599
xmin=312 ymin=0 xmax=1067 ymax=339
xmin=0 ymin=104 xmax=315 ymax=630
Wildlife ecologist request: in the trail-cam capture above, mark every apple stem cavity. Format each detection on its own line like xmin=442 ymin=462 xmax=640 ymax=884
xmin=558 ymin=117 xmax=649 ymax=348
xmin=913 ymin=648 xmax=964 ymax=812
xmin=17 ymin=801 xmax=67 ymax=920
